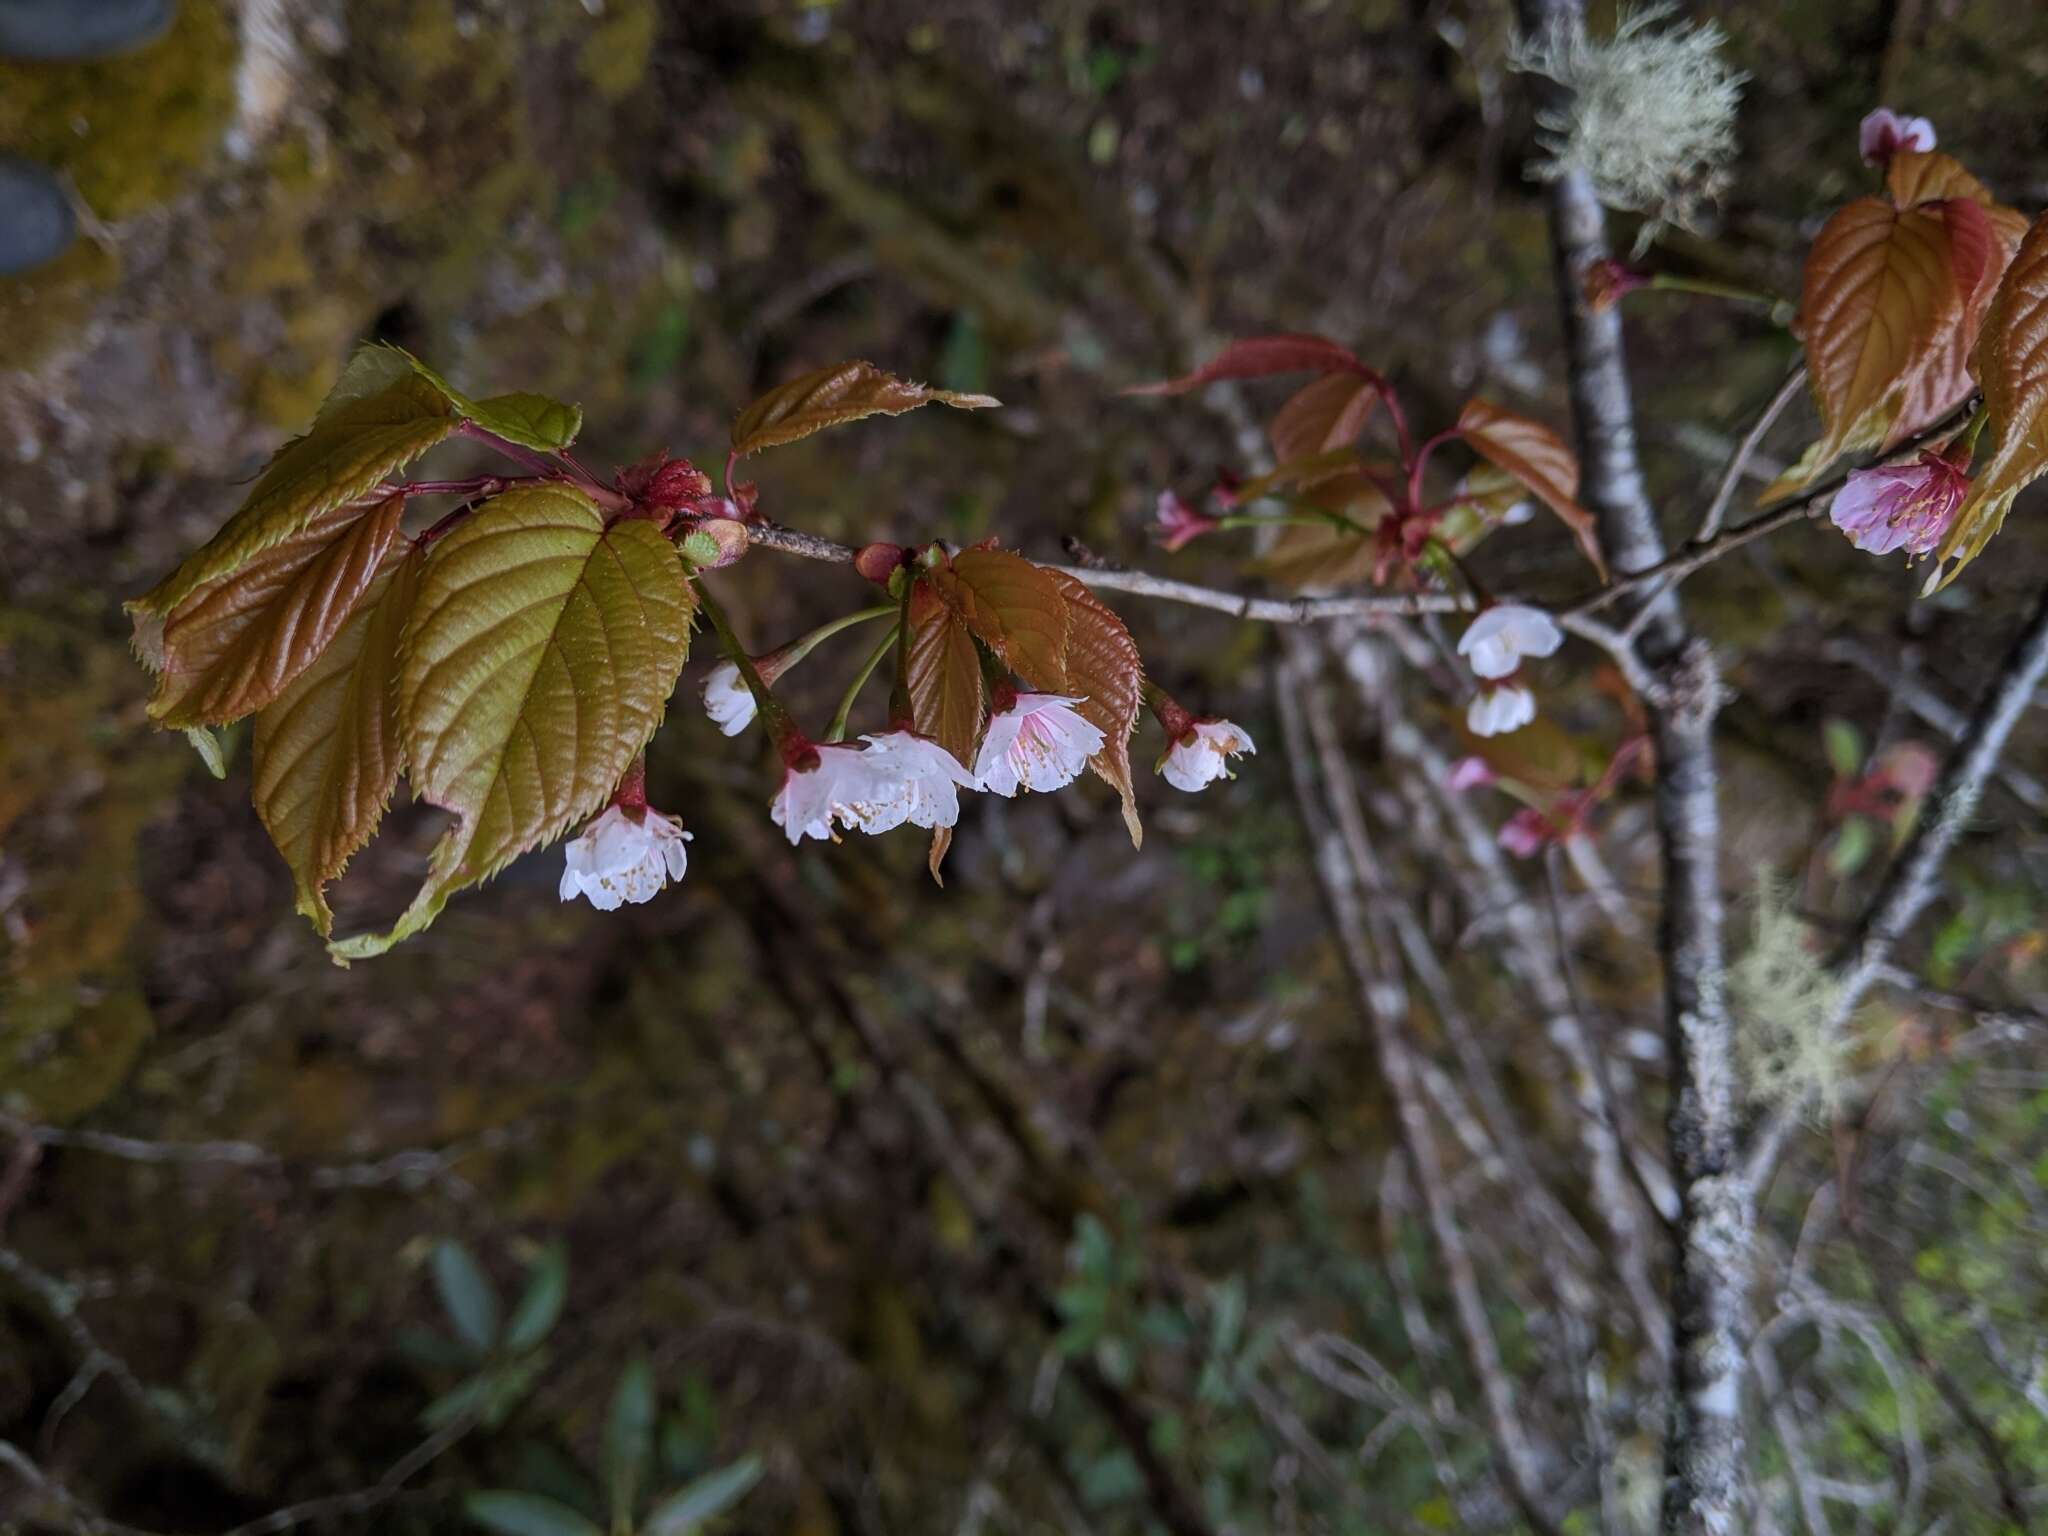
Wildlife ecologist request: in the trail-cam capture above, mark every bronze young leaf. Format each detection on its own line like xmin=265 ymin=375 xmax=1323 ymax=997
xmin=1934 ymin=210 xmax=2048 ymax=584
xmin=1125 ymin=333 xmax=1376 ymax=395
xmin=250 ymin=546 xmax=421 ymax=936
xmin=730 ymin=360 xmax=998 ymax=458
xmin=144 ymin=493 xmax=408 ymax=730
xmin=1454 ymin=399 xmax=1607 ymax=581
xmin=1767 ymin=198 xmax=1963 ymax=496
xmin=1885 ymin=197 xmax=2024 ymax=451
xmin=1267 ymin=374 xmax=1378 ymax=465
xmin=927 ymin=547 xmax=1071 ymax=692
xmin=1039 ymin=572 xmax=1144 ymax=849
xmin=905 ymin=600 xmax=986 ymax=772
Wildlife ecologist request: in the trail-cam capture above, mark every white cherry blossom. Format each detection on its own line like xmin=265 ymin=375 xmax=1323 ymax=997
xmin=1457 ymin=604 xmax=1563 ymax=680
xmin=974 ymin=693 xmax=1105 ymax=797
xmin=1159 ymin=719 xmax=1255 ymax=792
xmin=558 ymin=805 xmax=692 ymax=911
xmin=1467 ymin=682 xmax=1536 ymax=738
xmin=771 ymin=732 xmax=977 ymax=845
xmin=701 ymin=661 xmax=758 ymax=736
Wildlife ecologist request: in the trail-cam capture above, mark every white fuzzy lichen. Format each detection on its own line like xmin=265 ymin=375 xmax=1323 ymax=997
xmin=1728 ymin=874 xmax=1852 ymax=1120
xmin=1509 ymin=3 xmax=1746 ymax=252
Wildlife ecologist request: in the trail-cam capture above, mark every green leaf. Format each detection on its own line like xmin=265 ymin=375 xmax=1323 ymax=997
xmin=466 ymin=393 xmax=585 ymax=453
xmin=643 ymin=1458 xmax=765 ymax=1536
xmin=320 ymin=343 xmax=424 ymax=414
xmin=1823 ymin=718 xmax=1865 ymax=779
xmin=730 ymin=361 xmax=998 ymax=458
xmin=927 ymin=547 xmax=1070 ymax=692
xmin=387 ymin=347 xmax=583 ymax=451
xmin=331 ymin=486 xmax=693 ymax=960
xmin=431 ymin=1240 xmax=501 ymax=1354
xmin=135 ymin=375 xmax=454 ymax=615
xmin=251 ymin=548 xmax=420 ymax=935
xmin=146 ymin=494 xmax=408 ymax=729
xmin=463 ymin=1491 xmax=604 ymax=1536
xmin=605 ymin=1357 xmax=657 ymax=1524
xmin=1829 ymin=816 xmax=1877 ymax=878
xmin=905 ymin=600 xmax=985 ymax=771
xmin=503 ymin=1243 xmax=569 ymax=1354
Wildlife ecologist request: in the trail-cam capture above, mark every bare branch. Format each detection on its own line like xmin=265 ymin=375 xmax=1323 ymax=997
xmin=1697 ymin=364 xmax=1805 ymax=543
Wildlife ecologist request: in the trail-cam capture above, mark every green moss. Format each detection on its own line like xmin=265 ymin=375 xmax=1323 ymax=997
xmin=0 ymin=0 xmax=236 ymax=219
xmin=579 ymin=0 xmax=658 ymax=101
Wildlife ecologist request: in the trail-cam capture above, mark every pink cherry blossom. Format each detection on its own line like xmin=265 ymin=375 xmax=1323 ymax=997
xmin=974 ymin=692 xmax=1106 ymax=797
xmin=1457 ymin=604 xmax=1563 ymax=680
xmin=1153 ymin=490 xmax=1221 ymax=552
xmin=1446 ymin=755 xmax=1496 ymax=792
xmin=1159 ymin=719 xmax=1255 ymax=792
xmin=1829 ymin=451 xmax=1967 ymax=557
xmin=1497 ymin=808 xmax=1550 ymax=860
xmin=1466 ymin=682 xmax=1536 ymax=738
xmin=1859 ymin=108 xmax=1935 ymax=167
xmin=770 ymin=732 xmax=977 ymax=845
xmin=559 ymin=805 xmax=692 ymax=910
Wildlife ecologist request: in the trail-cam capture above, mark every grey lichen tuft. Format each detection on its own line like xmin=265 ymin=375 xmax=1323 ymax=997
xmin=1509 ymin=3 xmax=1746 ymax=252
xmin=1729 ymin=874 xmax=1853 ymax=1121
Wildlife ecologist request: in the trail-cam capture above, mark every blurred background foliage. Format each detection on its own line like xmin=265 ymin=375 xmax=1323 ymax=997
xmin=3 ymin=1 xmax=2048 ymax=1532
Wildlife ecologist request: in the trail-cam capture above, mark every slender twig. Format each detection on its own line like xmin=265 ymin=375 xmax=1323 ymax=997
xmin=1697 ymin=365 xmax=1805 ymax=543
xmin=215 ymin=1412 xmax=475 ymax=1536
xmin=0 ymin=1439 xmax=162 ymax=1536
